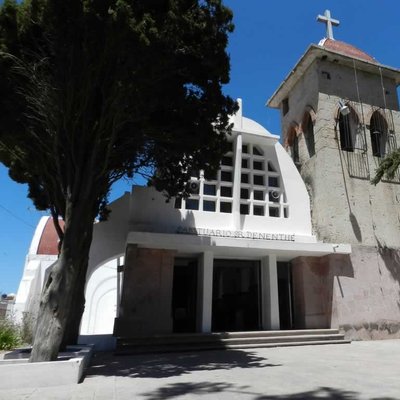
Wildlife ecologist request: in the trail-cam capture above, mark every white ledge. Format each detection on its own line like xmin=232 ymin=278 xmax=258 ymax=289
xmin=127 ymin=231 xmax=351 ymax=260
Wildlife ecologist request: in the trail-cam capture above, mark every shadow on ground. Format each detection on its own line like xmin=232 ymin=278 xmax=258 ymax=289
xmin=87 ymin=349 xmax=280 ymax=379
xmin=140 ymin=383 xmax=397 ymax=400
xmin=257 ymin=386 xmax=397 ymax=400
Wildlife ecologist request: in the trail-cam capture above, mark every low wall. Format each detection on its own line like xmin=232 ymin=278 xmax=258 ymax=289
xmin=0 ymin=345 xmax=93 ymax=390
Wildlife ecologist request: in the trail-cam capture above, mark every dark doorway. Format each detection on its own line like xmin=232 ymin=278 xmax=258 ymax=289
xmin=172 ymin=259 xmax=198 ymax=333
xmin=277 ymin=262 xmax=294 ymax=329
xmin=212 ymin=259 xmax=261 ymax=332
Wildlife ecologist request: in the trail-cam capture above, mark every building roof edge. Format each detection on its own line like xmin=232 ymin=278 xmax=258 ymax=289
xmin=267 ymin=44 xmax=400 ymax=109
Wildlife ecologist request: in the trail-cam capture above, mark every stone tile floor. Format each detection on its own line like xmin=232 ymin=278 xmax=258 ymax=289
xmin=0 ymin=340 xmax=399 ymax=399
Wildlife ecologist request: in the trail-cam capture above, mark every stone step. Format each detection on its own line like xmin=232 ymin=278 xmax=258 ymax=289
xmin=118 ymin=333 xmax=345 ymax=347
xmin=116 ymin=330 xmax=349 ymax=355
xmin=116 ymin=338 xmax=351 ymax=355
xmin=209 ymin=333 xmax=345 ymax=345
xmin=117 ymin=329 xmax=340 ymax=346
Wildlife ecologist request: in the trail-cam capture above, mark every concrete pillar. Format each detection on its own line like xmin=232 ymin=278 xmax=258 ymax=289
xmin=197 ymin=251 xmax=214 ymax=332
xmin=232 ymin=133 xmax=243 ymax=230
xmin=118 ymin=244 xmax=137 ymax=321
xmin=261 ymin=255 xmax=280 ymax=330
xmin=116 ymin=257 xmax=123 ymax=317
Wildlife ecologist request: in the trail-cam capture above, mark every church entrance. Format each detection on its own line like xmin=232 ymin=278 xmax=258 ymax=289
xmin=212 ymin=259 xmax=261 ymax=332
xmin=171 ymin=259 xmax=198 ymax=333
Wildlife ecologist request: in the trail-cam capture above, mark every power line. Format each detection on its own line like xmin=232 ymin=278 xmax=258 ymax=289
xmin=0 ymin=203 xmax=35 ymax=228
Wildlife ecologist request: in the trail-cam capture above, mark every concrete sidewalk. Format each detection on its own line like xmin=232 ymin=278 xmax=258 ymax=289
xmin=0 ymin=340 xmax=399 ymax=399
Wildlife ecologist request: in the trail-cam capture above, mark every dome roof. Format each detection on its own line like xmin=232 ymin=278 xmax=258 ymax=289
xmin=241 ymin=117 xmax=275 ymax=136
xmin=36 ymin=217 xmax=63 ymax=255
xmin=319 ymin=38 xmax=376 ymax=63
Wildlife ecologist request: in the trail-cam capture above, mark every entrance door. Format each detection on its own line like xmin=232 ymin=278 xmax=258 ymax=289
xmin=277 ymin=262 xmax=294 ymax=329
xmin=212 ymin=259 xmax=261 ymax=332
xmin=172 ymin=259 xmax=198 ymax=333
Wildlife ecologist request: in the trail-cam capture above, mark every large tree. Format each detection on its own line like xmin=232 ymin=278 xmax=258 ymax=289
xmin=0 ymin=0 xmax=237 ymax=362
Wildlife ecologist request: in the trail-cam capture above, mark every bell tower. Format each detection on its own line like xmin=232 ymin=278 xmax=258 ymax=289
xmin=267 ymin=10 xmax=400 ymax=338
xmin=268 ymin=10 xmax=400 ymax=248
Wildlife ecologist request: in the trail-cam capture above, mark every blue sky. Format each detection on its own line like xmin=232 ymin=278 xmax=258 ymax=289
xmin=1 ymin=0 xmax=400 ymax=293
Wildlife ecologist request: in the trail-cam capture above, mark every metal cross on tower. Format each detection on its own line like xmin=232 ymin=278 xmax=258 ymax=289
xmin=317 ymin=10 xmax=340 ymax=40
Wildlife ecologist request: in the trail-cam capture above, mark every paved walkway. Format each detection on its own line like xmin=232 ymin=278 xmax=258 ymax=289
xmin=0 ymin=340 xmax=399 ymax=399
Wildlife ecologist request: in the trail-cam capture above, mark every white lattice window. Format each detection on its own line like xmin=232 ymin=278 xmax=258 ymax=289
xmin=175 ymin=140 xmax=288 ymax=218
xmin=175 ymin=142 xmax=234 ymax=213
xmin=240 ymin=143 xmax=288 ymax=218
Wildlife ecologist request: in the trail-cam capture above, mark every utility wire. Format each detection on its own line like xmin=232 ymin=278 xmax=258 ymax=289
xmin=0 ymin=203 xmax=35 ymax=228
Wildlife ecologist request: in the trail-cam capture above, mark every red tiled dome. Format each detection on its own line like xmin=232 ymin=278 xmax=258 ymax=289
xmin=37 ymin=218 xmax=64 ymax=255
xmin=320 ymin=38 xmax=376 ymax=63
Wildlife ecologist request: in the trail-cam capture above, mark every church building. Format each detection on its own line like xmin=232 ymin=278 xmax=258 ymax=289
xmin=14 ymin=10 xmax=400 ymax=349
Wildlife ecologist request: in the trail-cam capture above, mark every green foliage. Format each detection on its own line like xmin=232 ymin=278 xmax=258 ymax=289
xmin=371 ymin=149 xmax=400 ymax=185
xmin=0 ymin=0 xmax=237 ymax=358
xmin=0 ymin=0 xmax=238 ymax=222
xmin=0 ymin=317 xmax=21 ymax=350
xmin=20 ymin=312 xmax=34 ymax=345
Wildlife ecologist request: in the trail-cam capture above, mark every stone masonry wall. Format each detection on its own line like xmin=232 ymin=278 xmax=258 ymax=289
xmin=115 ymin=245 xmax=175 ymax=337
xmin=309 ymin=92 xmax=400 ymax=248
xmin=280 ymin=62 xmax=319 ymax=142
xmin=291 ymin=254 xmax=348 ymax=330
xmin=282 ymin=59 xmax=400 ymax=248
xmin=332 ymin=245 xmax=400 ymax=340
xmin=278 ymin=54 xmax=400 ymax=341
xmin=292 ymin=246 xmax=400 ymax=340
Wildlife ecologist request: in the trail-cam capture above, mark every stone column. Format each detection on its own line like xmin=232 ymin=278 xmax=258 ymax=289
xmin=116 ymin=257 xmax=123 ymax=318
xmin=291 ymin=256 xmax=332 ymax=329
xmin=261 ymin=255 xmax=280 ymax=330
xmin=197 ymin=251 xmax=214 ymax=332
xmin=114 ymin=245 xmax=175 ymax=337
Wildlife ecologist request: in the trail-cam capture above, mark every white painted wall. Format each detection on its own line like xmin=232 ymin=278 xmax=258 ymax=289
xmin=14 ymin=217 xmax=58 ymax=324
xmin=130 ymin=110 xmax=313 ymax=240
xmin=80 ymin=259 xmax=119 ymax=335
xmin=15 ymin=104 xmax=321 ymax=341
xmin=87 ymin=193 xmax=130 ymax=278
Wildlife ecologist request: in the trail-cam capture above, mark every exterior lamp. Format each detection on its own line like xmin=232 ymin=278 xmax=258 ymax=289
xmin=338 ymin=99 xmax=350 ymax=116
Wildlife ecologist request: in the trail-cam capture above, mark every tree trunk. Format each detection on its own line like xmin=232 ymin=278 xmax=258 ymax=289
xmin=30 ymin=201 xmax=94 ymax=362
xmin=60 ymin=265 xmax=87 ymax=349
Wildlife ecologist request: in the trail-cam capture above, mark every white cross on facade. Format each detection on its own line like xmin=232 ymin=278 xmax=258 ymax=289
xmin=317 ymin=10 xmax=340 ymax=40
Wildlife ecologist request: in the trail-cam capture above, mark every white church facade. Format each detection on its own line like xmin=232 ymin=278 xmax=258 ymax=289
xmin=14 ymin=11 xmax=400 ymax=347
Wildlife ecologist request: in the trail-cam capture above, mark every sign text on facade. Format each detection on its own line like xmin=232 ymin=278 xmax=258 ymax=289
xmin=176 ymin=227 xmax=295 ymax=242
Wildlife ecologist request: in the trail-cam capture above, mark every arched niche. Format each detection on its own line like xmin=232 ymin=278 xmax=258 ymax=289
xmin=302 ymin=107 xmax=316 ymax=158
xmin=80 ymin=256 xmax=123 ymax=335
xmin=370 ymin=111 xmax=388 ymax=157
xmin=338 ymin=104 xmax=361 ymax=152
xmin=285 ymin=123 xmax=300 ymax=164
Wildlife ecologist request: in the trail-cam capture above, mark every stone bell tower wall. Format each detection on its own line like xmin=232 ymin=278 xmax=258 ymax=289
xmin=279 ymin=61 xmax=319 ymax=146
xmin=275 ymin=51 xmax=400 ymax=340
xmin=279 ymin=58 xmax=400 ymax=249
